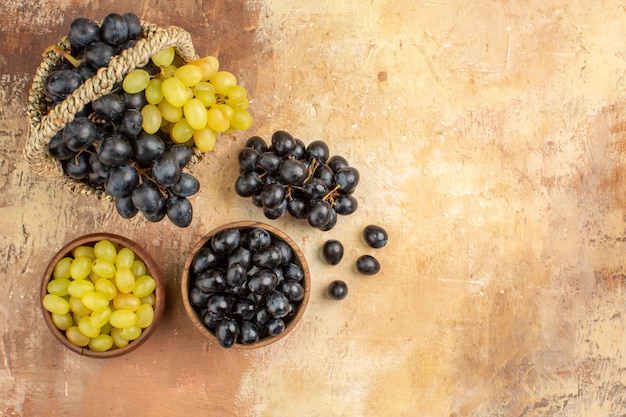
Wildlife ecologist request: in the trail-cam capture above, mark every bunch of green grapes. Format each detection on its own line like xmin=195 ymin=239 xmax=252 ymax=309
xmin=122 ymin=47 xmax=252 ymax=152
xmin=42 ymin=240 xmax=157 ymax=352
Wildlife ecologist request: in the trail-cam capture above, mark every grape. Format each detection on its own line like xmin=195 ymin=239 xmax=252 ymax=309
xmin=133 ymin=275 xmax=156 ymax=298
xmin=206 ymin=105 xmax=230 ymax=132
xmin=307 ymin=200 xmax=332 ymax=229
xmin=135 ymin=304 xmax=155 ymax=328
xmin=66 ymin=326 xmax=90 ymax=347
xmin=261 ymin=183 xmax=286 ymax=209
xmin=44 ymin=70 xmax=83 ymax=102
xmin=48 ymin=131 xmax=75 ymax=160
xmin=92 ymin=93 xmax=125 ymax=120
xmin=85 ymin=42 xmax=115 ymax=68
xmin=216 ymin=318 xmax=239 ymax=348
xmin=100 ymin=13 xmax=129 ymax=46
xmin=246 ymin=136 xmax=267 ymax=153
xmin=123 ymin=13 xmax=141 ymax=39
xmin=95 ymin=278 xmax=117 ymax=300
xmin=292 ymin=138 xmax=306 ymax=159
xmin=363 ymin=225 xmax=388 ymax=248
xmin=211 ymin=228 xmax=241 ymax=254
xmin=230 ymin=109 xmax=253 ymax=130
xmin=62 ymin=153 xmax=90 ymax=179
xmin=151 ymin=46 xmax=176 ymax=67
xmin=305 ymin=140 xmax=330 ymax=164
xmin=238 ymin=147 xmax=258 ymax=172
xmin=122 ymin=69 xmax=150 ymax=94
xmin=43 ymin=294 xmax=71 ymax=315
xmin=134 ymin=132 xmax=165 ymax=165
xmin=279 ymin=158 xmax=308 ymax=185
xmin=183 ymin=98 xmax=208 ymax=130
xmin=319 ymin=209 xmax=338 ymax=231
xmin=73 ymin=64 xmax=96 ymax=82
xmin=169 ymin=144 xmax=193 ymax=167
xmin=171 ymin=118 xmax=194 ymax=143
xmin=334 ymin=167 xmax=360 ymax=194
xmin=171 ymin=173 xmax=200 ymax=197
xmin=122 ymin=91 xmax=148 ymax=110
xmin=82 ymin=292 xmax=109 ymax=312
xmin=240 ymin=321 xmax=260 ymax=345
xmin=132 ymin=182 xmax=165 ymax=215
xmin=115 ymin=195 xmax=138 ymax=219
xmin=327 ymin=280 xmax=348 ymax=300
xmin=234 ymin=171 xmax=262 ymax=197
xmin=189 ymin=56 xmax=219 ymax=80
xmin=287 ymin=196 xmax=309 ymax=220
xmin=245 ymin=228 xmax=272 ymax=251
xmin=94 ymin=239 xmax=117 ymax=262
xmin=166 ymin=196 xmax=192 ymax=227
xmin=162 ymin=77 xmax=189 ymax=107
xmin=248 ymin=269 xmax=277 ymax=295
xmin=302 ymin=177 xmax=328 ymax=200
xmin=209 ymin=71 xmax=237 ymax=94
xmin=333 ymin=194 xmax=358 ymax=215
xmin=327 ymin=155 xmax=349 ymax=173
xmin=263 ymin=199 xmax=287 ymax=220
xmin=113 ymin=293 xmax=141 ymax=311
xmin=266 ymin=318 xmax=285 ymax=336
xmin=104 ymin=164 xmax=138 ymax=197
xmin=266 ymin=291 xmax=290 ymax=318
xmin=98 ymin=133 xmax=133 ymax=166
xmin=92 ymin=258 xmax=116 ymax=279
xmin=62 ymin=117 xmax=98 ymax=151
xmin=322 ymin=239 xmax=344 ymax=265
xmin=145 ymin=78 xmax=164 ymax=104
xmin=356 ymin=255 xmax=380 ymax=275
xmin=271 ymin=130 xmax=296 ymax=156
xmin=278 ymin=280 xmax=305 ymax=302
xmin=257 ymin=151 xmax=281 ymax=173
xmin=152 ymin=151 xmax=181 ymax=187
xmin=68 ymin=18 xmax=101 ymax=49
xmin=175 ymin=64 xmax=204 ymax=87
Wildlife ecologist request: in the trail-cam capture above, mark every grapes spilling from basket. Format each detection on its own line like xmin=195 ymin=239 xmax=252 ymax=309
xmin=234 ymin=131 xmax=360 ymax=231
xmin=41 ymin=13 xmax=252 ymax=228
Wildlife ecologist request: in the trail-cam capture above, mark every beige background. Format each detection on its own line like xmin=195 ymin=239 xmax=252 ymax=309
xmin=2 ymin=0 xmax=626 ymax=416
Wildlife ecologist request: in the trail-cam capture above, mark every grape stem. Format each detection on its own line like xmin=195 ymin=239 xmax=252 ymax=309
xmin=44 ymin=45 xmax=82 ymax=68
xmin=322 ymin=184 xmax=341 ymax=204
xmin=129 ymin=162 xmax=171 ymax=198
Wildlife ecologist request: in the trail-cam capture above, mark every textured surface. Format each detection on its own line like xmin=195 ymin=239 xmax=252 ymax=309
xmin=2 ymin=1 xmax=626 ymax=416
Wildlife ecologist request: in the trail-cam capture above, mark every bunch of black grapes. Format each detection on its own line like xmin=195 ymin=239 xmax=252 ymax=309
xmin=235 ymin=131 xmax=360 ymax=231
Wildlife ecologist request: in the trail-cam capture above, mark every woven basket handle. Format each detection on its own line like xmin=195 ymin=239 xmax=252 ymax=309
xmin=25 ymin=22 xmax=198 ymax=176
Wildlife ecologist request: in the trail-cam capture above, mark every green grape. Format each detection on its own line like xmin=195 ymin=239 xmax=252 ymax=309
xmin=43 ymin=293 xmax=71 ymax=315
xmin=145 ymin=78 xmax=164 ymax=104
xmin=109 ymin=309 xmax=137 ymax=328
xmin=51 ymin=312 xmax=74 ymax=331
xmin=194 ymin=90 xmax=217 ymax=107
xmin=230 ymin=108 xmax=253 ymax=131
xmin=70 ymin=256 xmax=93 ymax=280
xmin=141 ymin=104 xmax=162 ymax=134
xmin=189 ymin=56 xmax=219 ymax=81
xmin=78 ymin=316 xmax=100 ymax=338
xmin=66 ymin=326 xmax=90 ymax=347
xmin=53 ymin=257 xmax=73 ymax=279
xmin=113 ymin=293 xmax=141 ymax=312
xmin=133 ymin=275 xmax=156 ymax=298
xmin=171 ymin=118 xmax=194 ymax=143
xmin=93 ymin=240 xmax=117 ymax=263
xmin=90 ymin=307 xmax=112 ymax=328
xmin=123 ymin=69 xmax=151 ymax=94
xmin=209 ymin=71 xmax=237 ymax=95
xmin=135 ymin=304 xmax=154 ymax=328
xmin=115 ymin=247 xmax=135 ymax=270
xmin=162 ymin=64 xmax=177 ymax=78
xmin=95 ymin=278 xmax=117 ymax=300
xmin=158 ymin=99 xmax=183 ymax=123
xmin=115 ymin=267 xmax=135 ymax=293
xmin=206 ymin=106 xmax=230 ymax=132
xmin=224 ymin=85 xmax=248 ymax=106
xmin=174 ymin=64 xmax=203 ymax=87
xmin=111 ymin=328 xmax=129 ymax=348
xmin=88 ymin=334 xmax=114 ymax=352
xmin=69 ymin=296 xmax=92 ymax=316
xmin=67 ymin=279 xmax=95 ymax=298
xmin=119 ymin=325 xmax=142 ymax=341
xmin=72 ymin=246 xmax=95 ymax=260
xmin=91 ymin=259 xmax=116 ymax=279
xmin=162 ymin=77 xmax=189 ymax=107
xmin=81 ymin=291 xmax=109 ymax=312
xmin=151 ymin=46 xmax=176 ymax=67
xmin=47 ymin=278 xmax=70 ymax=297
xmin=131 ymin=260 xmax=147 ymax=278
xmin=193 ymin=126 xmax=217 ymax=152
xmin=140 ymin=293 xmax=156 ymax=306
xmin=100 ymin=321 xmax=112 ymax=335
xmin=183 ymin=98 xmax=208 ymax=130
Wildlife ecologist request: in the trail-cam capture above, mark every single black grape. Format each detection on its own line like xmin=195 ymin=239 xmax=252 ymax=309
xmin=271 ymin=130 xmax=296 ymax=156
xmin=302 ymin=177 xmax=328 ymax=200
xmin=152 ymin=151 xmax=181 ymax=187
xmin=171 ymin=173 xmax=200 ymax=197
xmin=169 ymin=144 xmax=193 ymax=167
xmin=192 ymin=247 xmax=222 ymax=274
xmin=278 ymin=158 xmax=308 ymax=185
xmin=322 ymin=239 xmax=344 ymax=265
xmin=211 ymin=228 xmax=241 ymax=253
xmin=120 ymin=109 xmax=143 ymax=138
xmin=73 ymin=64 xmax=96 ymax=81
xmin=356 ymin=255 xmax=380 ymax=275
xmin=85 ymin=42 xmax=116 ymax=68
xmin=363 ymin=224 xmax=388 ymax=248
xmin=334 ymin=167 xmax=360 ymax=194
xmin=189 ymin=287 xmax=211 ymax=309
xmin=234 ymin=171 xmax=262 ymax=197
xmin=98 ymin=133 xmax=133 ymax=166
xmin=132 ymin=181 xmax=165 ymax=215
xmin=166 ymin=196 xmax=193 ymax=228
xmin=240 ymin=321 xmax=260 ymax=345
xmin=123 ymin=13 xmax=142 ymax=39
xmin=195 ymin=270 xmax=227 ymax=294
xmin=253 ymin=245 xmax=283 ymax=269
xmin=319 ymin=209 xmax=338 ymax=231
xmin=91 ymin=93 xmax=125 ymax=120
xmin=313 ymin=164 xmax=335 ymax=188
xmin=68 ymin=17 xmax=101 ymax=49
xmin=133 ymin=133 xmax=165 ymax=165
xmin=238 ymin=147 xmax=259 ymax=172
xmin=257 ymin=151 xmax=281 ymax=173
xmin=278 ymin=280 xmax=305 ymax=302
xmin=104 ymin=164 xmax=138 ymax=197
xmin=143 ymin=203 xmax=167 ymax=222
xmin=122 ymin=91 xmax=148 ymax=110
xmin=266 ymin=290 xmax=290 ymax=318
xmin=62 ymin=117 xmax=98 ymax=152
xmin=274 ymin=240 xmax=293 ymax=265
xmin=287 ymin=196 xmax=309 ymax=220
xmin=245 ymin=227 xmax=272 ymax=251
xmin=307 ymin=200 xmax=332 ymax=229
xmin=226 ymin=262 xmax=247 ymax=287
xmin=232 ymin=299 xmax=256 ymax=321
xmin=266 ymin=318 xmax=285 ymax=336
xmin=228 ymin=246 xmax=252 ymax=269
xmin=261 ymin=183 xmax=286 ymax=209
xmin=48 ymin=131 xmax=75 ymax=160
xmin=62 ymin=153 xmax=90 ymax=179
xmin=283 ymin=262 xmax=304 ymax=282
xmin=263 ymin=199 xmax=288 ymax=220
xmin=202 ymin=310 xmax=219 ymax=332
xmin=305 ymin=140 xmax=330 ymax=164
xmin=216 ymin=318 xmax=240 ymax=348
xmin=333 ymin=194 xmax=358 ymax=215
xmin=114 ymin=194 xmax=138 ymax=219
xmin=207 ymin=294 xmax=235 ymax=320
xmin=327 ymin=155 xmax=349 ymax=173
xmin=248 ymin=269 xmax=278 ymax=295
xmin=292 ymin=138 xmax=306 ymax=159
xmin=44 ymin=70 xmax=83 ymax=102
xmin=327 ymin=280 xmax=348 ymax=300
xmin=245 ymin=135 xmax=267 ymax=153
xmin=100 ymin=13 xmax=129 ymax=46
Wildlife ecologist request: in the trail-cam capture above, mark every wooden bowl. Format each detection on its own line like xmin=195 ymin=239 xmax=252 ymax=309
xmin=40 ymin=233 xmax=165 ymax=358
xmin=181 ymin=221 xmax=310 ymax=348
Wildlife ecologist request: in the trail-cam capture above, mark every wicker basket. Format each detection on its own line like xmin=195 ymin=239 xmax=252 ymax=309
xmin=24 ymin=21 xmax=199 ymax=200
